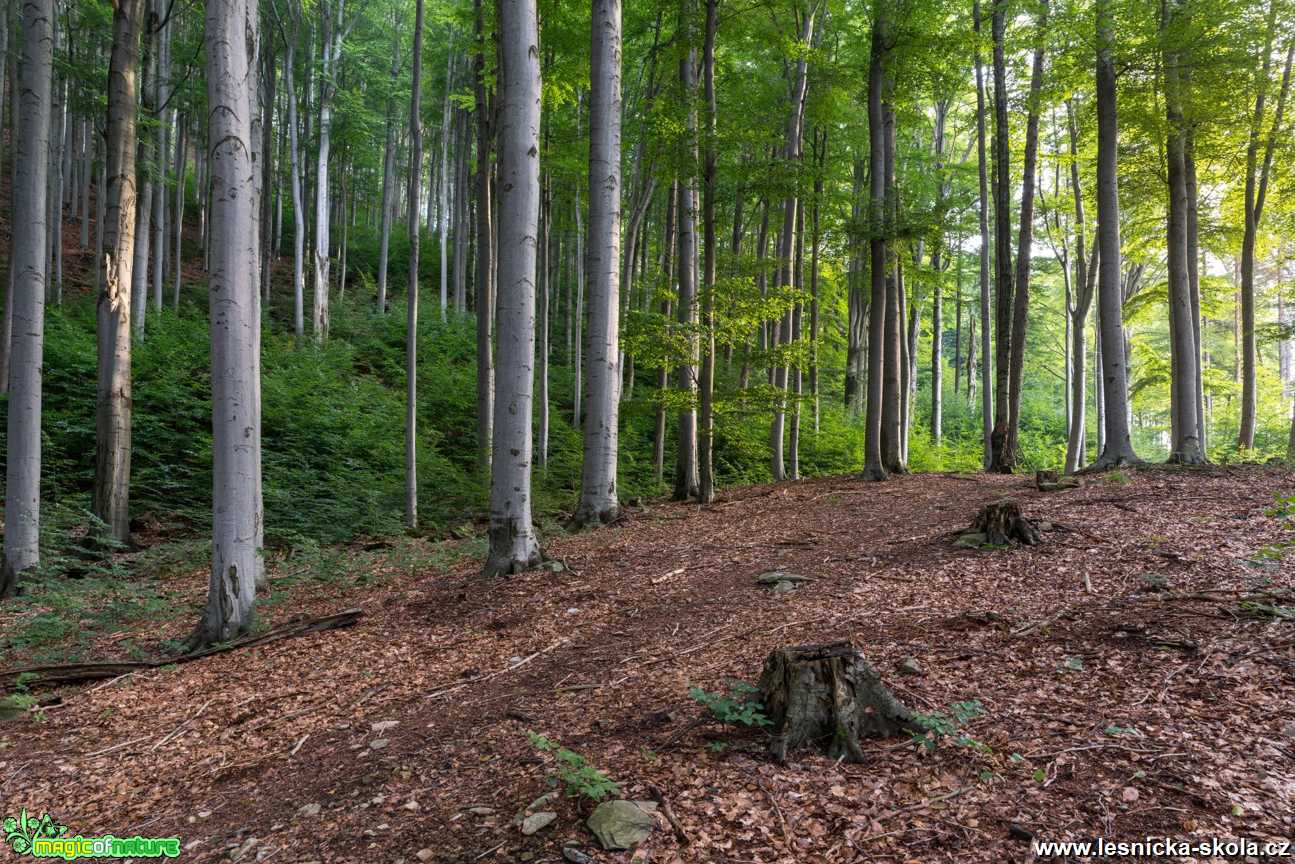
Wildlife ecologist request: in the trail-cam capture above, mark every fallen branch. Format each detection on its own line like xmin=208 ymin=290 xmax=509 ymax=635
xmin=647 ymin=783 xmax=691 ymax=845
xmin=0 ymin=609 xmax=364 ymax=692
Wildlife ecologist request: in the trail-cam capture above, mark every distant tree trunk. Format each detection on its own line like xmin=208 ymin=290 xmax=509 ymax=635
xmin=473 ymin=0 xmax=495 ymax=475
xmin=405 ymin=0 xmax=424 ymax=530
xmin=697 ymin=0 xmax=717 ymax=503
xmin=282 ymin=9 xmax=306 ymax=338
xmin=974 ymin=2 xmax=992 ymax=467
xmin=193 ymin=0 xmax=263 ymax=644
xmin=988 ymin=0 xmax=1013 ymax=470
xmin=3 ymin=0 xmax=54 ymax=598
xmin=810 ymin=129 xmax=825 ymax=433
xmin=929 ymin=104 xmax=947 ymax=443
xmin=484 ymin=0 xmax=543 ymax=577
xmin=1064 ymin=103 xmax=1096 ymax=474
xmin=439 ymin=47 xmax=456 ymax=317
xmin=1090 ymin=0 xmax=1138 ymax=469
xmin=94 ymin=0 xmax=146 ymax=545
xmin=674 ymin=6 xmax=700 ymax=502
xmin=862 ymin=5 xmax=888 ymax=482
xmin=845 ymin=156 xmax=865 ymax=414
xmin=1185 ymin=131 xmax=1206 ymax=452
xmin=538 ymin=170 xmax=550 ymax=469
xmin=997 ymin=0 xmax=1048 ymax=472
xmin=770 ymin=6 xmax=815 ymax=483
xmin=312 ymin=0 xmax=347 ymax=341
xmin=1239 ymin=3 xmax=1290 ymax=451
xmin=1163 ymin=0 xmax=1206 ymax=464
xmin=652 ymin=182 xmax=676 ymax=485
xmin=152 ymin=8 xmax=170 ymax=314
xmin=880 ymin=100 xmax=903 ymax=474
xmin=573 ymin=0 xmax=623 ymax=528
xmin=174 ymin=115 xmax=187 ymax=306
xmin=132 ymin=29 xmax=155 ymax=338
xmin=377 ymin=93 xmax=397 ymax=312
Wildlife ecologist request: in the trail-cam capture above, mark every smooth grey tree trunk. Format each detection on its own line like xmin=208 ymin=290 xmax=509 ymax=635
xmin=473 ymin=0 xmax=494 ymax=474
xmin=312 ymin=0 xmax=349 ymax=341
xmin=152 ymin=7 xmax=170 ymax=316
xmin=698 ymin=0 xmax=718 ymax=500
xmin=1090 ymin=0 xmax=1138 ymax=469
xmin=94 ymin=0 xmax=146 ymax=545
xmin=406 ymin=0 xmax=424 ymax=529
xmin=974 ymin=3 xmax=992 ymax=467
xmin=2 ymin=0 xmax=54 ymax=598
xmin=484 ymin=0 xmax=543 ymax=577
xmin=1064 ymin=103 xmax=1096 ymax=474
xmin=572 ymin=0 xmax=622 ymax=529
xmin=174 ymin=115 xmax=187 ymax=305
xmin=438 ymin=47 xmax=455 ymax=318
xmin=282 ymin=11 xmax=306 ymax=338
xmin=193 ymin=0 xmax=263 ymax=646
xmin=377 ymin=96 xmax=396 ymax=312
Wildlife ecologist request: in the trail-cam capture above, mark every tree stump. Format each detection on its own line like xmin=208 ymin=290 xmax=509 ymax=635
xmin=756 ymin=642 xmax=918 ymax=764
xmin=971 ymin=498 xmax=1041 ymax=546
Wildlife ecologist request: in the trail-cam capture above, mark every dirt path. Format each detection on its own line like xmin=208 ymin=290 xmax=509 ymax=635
xmin=4 ymin=466 xmax=1294 ymax=863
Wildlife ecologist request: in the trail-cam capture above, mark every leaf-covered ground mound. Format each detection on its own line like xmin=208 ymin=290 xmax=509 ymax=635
xmin=3 ymin=465 xmax=1294 ymax=863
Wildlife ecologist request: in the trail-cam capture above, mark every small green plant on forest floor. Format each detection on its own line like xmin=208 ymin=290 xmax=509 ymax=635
xmin=525 ymin=731 xmax=620 ymax=802
xmin=909 ymin=700 xmax=989 ymax=753
xmin=1103 ymin=471 xmax=1131 ymax=486
xmin=689 ymin=680 xmax=773 ymax=729
xmin=1251 ymin=492 xmax=1295 ymax=562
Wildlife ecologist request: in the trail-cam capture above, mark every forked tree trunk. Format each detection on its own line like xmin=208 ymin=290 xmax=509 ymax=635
xmin=94 ymin=0 xmax=147 ymax=545
xmin=758 ymin=642 xmax=917 ymax=764
xmin=484 ymin=0 xmax=543 ymax=577
xmin=193 ymin=0 xmax=262 ymax=645
xmin=573 ymin=0 xmax=622 ymax=529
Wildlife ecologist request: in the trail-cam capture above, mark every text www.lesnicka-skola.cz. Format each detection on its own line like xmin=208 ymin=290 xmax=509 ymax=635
xmin=1032 ymin=837 xmax=1293 ymax=859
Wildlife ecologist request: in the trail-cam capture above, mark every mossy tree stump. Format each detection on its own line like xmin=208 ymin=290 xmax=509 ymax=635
xmin=972 ymin=498 xmax=1041 ymax=546
xmin=757 ymin=642 xmax=918 ymax=763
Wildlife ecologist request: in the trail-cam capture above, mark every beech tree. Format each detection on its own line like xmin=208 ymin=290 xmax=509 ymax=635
xmin=192 ymin=0 xmax=264 ymax=644
xmin=484 ymin=0 xmax=543 ymax=577
xmin=2 ymin=0 xmax=54 ymax=598
xmin=93 ymin=0 xmax=147 ymax=544
xmin=573 ymin=0 xmax=623 ymax=528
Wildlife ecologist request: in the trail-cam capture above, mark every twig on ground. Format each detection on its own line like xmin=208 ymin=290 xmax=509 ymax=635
xmin=426 ymin=639 xmax=566 ymax=700
xmin=756 ymin=777 xmax=791 ymax=848
xmin=648 ymin=783 xmax=691 ymax=845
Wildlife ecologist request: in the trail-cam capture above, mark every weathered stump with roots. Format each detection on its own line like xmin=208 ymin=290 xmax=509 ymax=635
xmin=757 ymin=642 xmax=918 ymax=763
xmin=972 ymin=498 xmax=1041 ymax=546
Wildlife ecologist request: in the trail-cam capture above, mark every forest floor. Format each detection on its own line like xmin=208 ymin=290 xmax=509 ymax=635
xmin=2 ymin=465 xmax=1295 ymax=863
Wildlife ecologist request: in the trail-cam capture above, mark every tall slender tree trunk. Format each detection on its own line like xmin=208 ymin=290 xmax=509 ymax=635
xmin=377 ymin=94 xmax=397 ymax=312
xmin=652 ymin=183 xmax=676 ymax=485
xmin=312 ymin=0 xmax=347 ymax=341
xmin=538 ymin=170 xmax=550 ymax=469
xmin=697 ymin=0 xmax=718 ymax=503
xmin=674 ymin=3 xmax=700 ymax=502
xmin=439 ymin=46 xmax=455 ymax=317
xmin=473 ymin=0 xmax=495 ymax=474
xmin=283 ymin=12 xmax=306 ymax=338
xmin=484 ymin=0 xmax=543 ymax=576
xmin=3 ymin=0 xmax=54 ymax=598
xmin=192 ymin=0 xmax=263 ymax=643
xmin=406 ymin=0 xmax=424 ymax=529
xmin=862 ymin=4 xmax=888 ymax=482
xmin=1090 ymin=0 xmax=1138 ymax=469
xmin=973 ymin=0 xmax=992 ymax=467
xmin=573 ymin=0 xmax=623 ymax=527
xmin=988 ymin=0 xmax=1013 ymax=469
xmin=1064 ymin=103 xmax=1096 ymax=474
xmin=1239 ymin=4 xmax=1291 ymax=451
xmin=1163 ymin=0 xmax=1205 ymax=464
xmin=94 ymin=0 xmax=147 ymax=545
xmin=174 ymin=115 xmax=187 ymax=305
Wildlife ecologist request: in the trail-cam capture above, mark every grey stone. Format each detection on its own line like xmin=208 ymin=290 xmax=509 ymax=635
xmin=297 ymin=803 xmax=321 ymax=818
xmin=587 ymin=800 xmax=658 ymax=851
xmin=897 ymin=657 xmax=924 ymax=676
xmin=953 ymin=532 xmax=987 ymax=548
xmin=755 ymin=571 xmax=815 ymax=586
xmin=521 ymin=811 xmax=557 ymax=835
